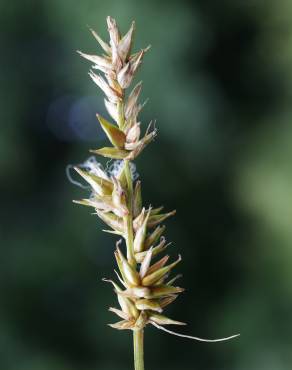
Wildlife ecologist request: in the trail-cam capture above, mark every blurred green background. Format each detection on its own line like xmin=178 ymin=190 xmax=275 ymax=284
xmin=1 ymin=0 xmax=292 ymax=369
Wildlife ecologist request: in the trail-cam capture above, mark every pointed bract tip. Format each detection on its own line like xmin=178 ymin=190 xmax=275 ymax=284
xmin=73 ymin=166 xmax=82 ymax=175
xmin=116 ymin=239 xmax=123 ymax=249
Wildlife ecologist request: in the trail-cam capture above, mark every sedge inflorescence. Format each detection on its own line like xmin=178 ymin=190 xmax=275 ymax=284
xmin=74 ymin=16 xmax=184 ymax=331
xmin=73 ymin=16 xmax=239 ymax=343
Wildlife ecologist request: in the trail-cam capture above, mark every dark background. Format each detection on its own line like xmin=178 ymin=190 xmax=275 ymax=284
xmin=1 ymin=1 xmax=292 ymax=369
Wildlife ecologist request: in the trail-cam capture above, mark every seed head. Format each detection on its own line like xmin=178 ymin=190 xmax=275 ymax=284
xmin=72 ymin=16 xmax=239 ymax=342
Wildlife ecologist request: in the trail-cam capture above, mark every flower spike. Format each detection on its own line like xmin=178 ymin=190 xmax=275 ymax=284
xmin=71 ymin=15 xmax=239 ymax=370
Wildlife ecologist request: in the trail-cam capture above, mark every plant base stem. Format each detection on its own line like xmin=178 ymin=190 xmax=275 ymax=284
xmin=133 ymin=330 xmax=144 ymax=370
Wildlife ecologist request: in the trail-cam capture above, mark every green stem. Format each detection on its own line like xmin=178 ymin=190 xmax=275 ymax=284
xmin=118 ymin=97 xmax=144 ymax=370
xmin=134 ymin=330 xmax=145 ymax=370
xmin=124 ymin=159 xmax=136 ymax=267
xmin=117 ymin=100 xmax=135 ymax=266
xmin=125 ymin=161 xmax=144 ymax=369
